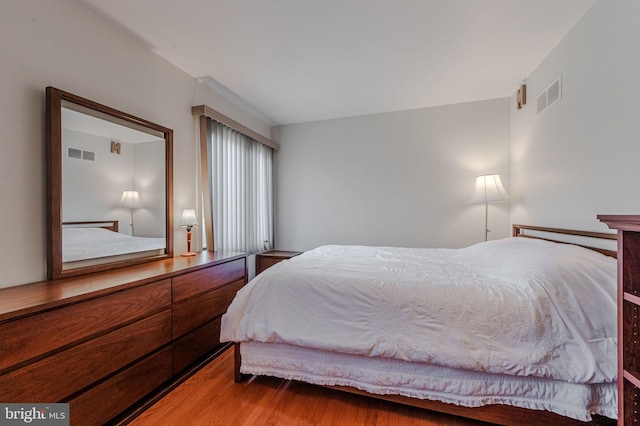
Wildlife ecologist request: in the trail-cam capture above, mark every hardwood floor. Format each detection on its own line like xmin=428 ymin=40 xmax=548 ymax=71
xmin=129 ymin=347 xmax=490 ymax=426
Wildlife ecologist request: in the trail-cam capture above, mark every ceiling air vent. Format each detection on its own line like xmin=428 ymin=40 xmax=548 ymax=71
xmin=67 ymin=147 xmax=95 ymax=162
xmin=536 ymin=75 xmax=562 ymax=115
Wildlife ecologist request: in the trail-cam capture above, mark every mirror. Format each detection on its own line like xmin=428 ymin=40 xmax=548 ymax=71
xmin=46 ymin=87 xmax=173 ymax=280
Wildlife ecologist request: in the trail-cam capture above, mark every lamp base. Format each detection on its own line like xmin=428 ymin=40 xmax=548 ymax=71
xmin=181 ymin=252 xmax=197 ymax=257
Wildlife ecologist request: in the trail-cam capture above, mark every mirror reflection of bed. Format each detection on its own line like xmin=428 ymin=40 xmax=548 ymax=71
xmin=61 ymin=220 xmax=165 ymax=269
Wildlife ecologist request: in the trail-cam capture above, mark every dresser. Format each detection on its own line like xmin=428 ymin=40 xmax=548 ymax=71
xmin=0 ymin=251 xmax=246 ymax=425
xmin=598 ymin=215 xmax=640 ymax=425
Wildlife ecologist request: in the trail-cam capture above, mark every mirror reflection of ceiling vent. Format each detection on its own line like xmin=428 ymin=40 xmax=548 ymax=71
xmin=536 ymin=75 xmax=562 ymax=115
xmin=67 ymin=147 xmax=95 ymax=162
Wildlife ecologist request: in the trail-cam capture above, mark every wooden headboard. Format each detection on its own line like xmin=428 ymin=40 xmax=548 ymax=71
xmin=62 ymin=220 xmax=119 ymax=233
xmin=512 ymin=224 xmax=617 ymax=258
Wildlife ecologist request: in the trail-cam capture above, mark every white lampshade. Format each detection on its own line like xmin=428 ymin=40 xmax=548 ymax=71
xmin=180 ymin=208 xmax=199 ymax=227
xmin=120 ymin=190 xmax=143 ymax=208
xmin=468 ymin=174 xmax=510 ymax=204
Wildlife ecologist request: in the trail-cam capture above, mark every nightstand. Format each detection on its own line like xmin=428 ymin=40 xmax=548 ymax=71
xmin=256 ymin=250 xmax=302 ymax=275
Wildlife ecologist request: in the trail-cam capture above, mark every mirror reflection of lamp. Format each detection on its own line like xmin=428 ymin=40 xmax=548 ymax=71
xmin=179 ymin=208 xmax=199 ymax=257
xmin=120 ymin=190 xmax=142 ymax=236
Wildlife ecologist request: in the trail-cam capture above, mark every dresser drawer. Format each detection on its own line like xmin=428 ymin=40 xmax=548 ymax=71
xmin=172 ymin=278 xmax=244 ymax=339
xmin=0 ymin=310 xmax=171 ymax=402
xmin=172 ymin=258 xmax=245 ymax=303
xmin=256 ymin=257 xmax=283 ymax=274
xmin=68 ymin=346 xmax=172 ymax=426
xmin=172 ymin=317 xmax=221 ymax=374
xmin=0 ymin=279 xmax=171 ymax=371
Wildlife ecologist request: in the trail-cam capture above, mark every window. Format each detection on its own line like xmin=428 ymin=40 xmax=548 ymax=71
xmin=201 ymin=118 xmax=274 ymax=253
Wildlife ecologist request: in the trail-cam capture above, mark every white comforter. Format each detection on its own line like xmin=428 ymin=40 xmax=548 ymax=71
xmin=221 ymin=238 xmax=617 ymax=384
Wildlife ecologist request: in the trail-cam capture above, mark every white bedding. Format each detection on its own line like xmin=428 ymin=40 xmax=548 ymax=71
xmin=221 ymin=238 xmax=617 ymax=385
xmin=240 ymin=341 xmax=617 ymax=421
xmin=62 ymin=227 xmax=166 ymax=262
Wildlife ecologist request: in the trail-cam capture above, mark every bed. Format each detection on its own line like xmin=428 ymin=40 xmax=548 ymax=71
xmin=62 ymin=220 xmax=166 ymax=266
xmin=220 ymin=225 xmax=618 ymax=425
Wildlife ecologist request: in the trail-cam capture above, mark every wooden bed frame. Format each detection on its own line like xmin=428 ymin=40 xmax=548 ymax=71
xmin=62 ymin=220 xmax=119 ymax=232
xmin=512 ymin=224 xmax=616 ymax=258
xmin=233 ymin=225 xmax=618 ymax=426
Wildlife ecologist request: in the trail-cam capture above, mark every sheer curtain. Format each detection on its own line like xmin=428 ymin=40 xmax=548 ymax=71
xmin=203 ymin=118 xmax=273 ymax=253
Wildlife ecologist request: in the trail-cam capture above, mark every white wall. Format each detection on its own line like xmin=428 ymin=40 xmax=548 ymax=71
xmin=510 ymin=0 xmax=640 ymax=233
xmin=0 ymin=0 xmax=270 ymax=288
xmin=274 ymin=98 xmax=511 ymax=251
xmin=134 ymin=140 xmax=167 ymax=238
xmin=62 ymin=129 xmax=136 ymax=232
xmin=7 ymin=0 xmax=630 ymax=288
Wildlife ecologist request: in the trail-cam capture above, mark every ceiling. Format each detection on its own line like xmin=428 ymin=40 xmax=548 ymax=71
xmin=79 ymin=0 xmax=595 ymax=126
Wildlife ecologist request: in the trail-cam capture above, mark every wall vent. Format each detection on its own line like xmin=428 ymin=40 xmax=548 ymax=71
xmin=67 ymin=147 xmax=82 ymax=159
xmin=67 ymin=147 xmax=95 ymax=162
xmin=536 ymin=75 xmax=562 ymax=115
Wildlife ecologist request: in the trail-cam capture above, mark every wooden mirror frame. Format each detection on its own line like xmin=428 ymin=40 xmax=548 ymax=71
xmin=46 ymin=87 xmax=174 ymax=280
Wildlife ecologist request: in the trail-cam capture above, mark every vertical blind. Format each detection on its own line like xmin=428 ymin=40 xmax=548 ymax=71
xmin=204 ymin=118 xmax=274 ymax=253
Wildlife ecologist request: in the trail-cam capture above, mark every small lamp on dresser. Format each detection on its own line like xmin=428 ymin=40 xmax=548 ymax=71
xmin=179 ymin=208 xmax=199 ymax=257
